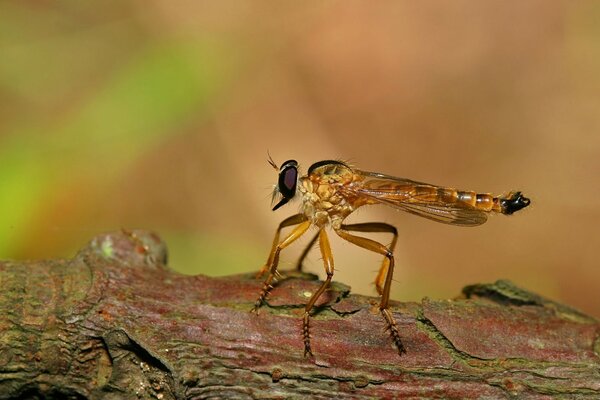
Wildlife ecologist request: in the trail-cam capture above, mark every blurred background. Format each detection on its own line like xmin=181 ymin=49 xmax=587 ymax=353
xmin=1 ymin=1 xmax=599 ymax=316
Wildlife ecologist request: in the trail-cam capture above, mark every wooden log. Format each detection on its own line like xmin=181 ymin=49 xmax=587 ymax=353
xmin=1 ymin=230 xmax=598 ymax=399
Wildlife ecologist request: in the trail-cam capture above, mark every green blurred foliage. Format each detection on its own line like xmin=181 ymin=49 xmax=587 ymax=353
xmin=0 ymin=2 xmax=244 ymax=276
xmin=1 ymin=1 xmax=599 ymax=316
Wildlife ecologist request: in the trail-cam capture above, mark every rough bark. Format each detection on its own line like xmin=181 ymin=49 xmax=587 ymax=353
xmin=0 ymin=230 xmax=598 ymax=399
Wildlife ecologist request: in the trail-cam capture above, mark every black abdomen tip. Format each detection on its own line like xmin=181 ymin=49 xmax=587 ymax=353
xmin=501 ymin=191 xmax=531 ymax=215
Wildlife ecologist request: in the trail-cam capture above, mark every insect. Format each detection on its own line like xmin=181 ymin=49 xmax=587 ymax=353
xmin=252 ymin=158 xmax=531 ymax=357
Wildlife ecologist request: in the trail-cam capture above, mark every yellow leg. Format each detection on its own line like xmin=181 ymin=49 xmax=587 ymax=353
xmin=335 ymin=225 xmax=406 ymax=355
xmin=252 ymin=219 xmax=311 ymax=313
xmin=294 ymin=231 xmax=319 ymax=272
xmin=341 ymin=223 xmax=398 ymax=295
xmin=302 ymin=228 xmax=334 ymax=357
xmin=256 ymin=213 xmax=307 ymax=278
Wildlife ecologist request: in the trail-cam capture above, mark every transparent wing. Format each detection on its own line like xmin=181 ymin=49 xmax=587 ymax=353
xmin=341 ymin=170 xmax=489 ymax=226
xmin=380 ymin=199 xmax=488 ymax=226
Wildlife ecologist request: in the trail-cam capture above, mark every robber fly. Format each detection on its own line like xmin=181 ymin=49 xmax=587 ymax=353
xmin=252 ymin=158 xmax=530 ymax=357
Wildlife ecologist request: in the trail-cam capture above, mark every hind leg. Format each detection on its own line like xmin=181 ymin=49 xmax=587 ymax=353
xmin=335 ymin=225 xmax=406 ymax=355
xmin=341 ymin=222 xmax=398 ymax=295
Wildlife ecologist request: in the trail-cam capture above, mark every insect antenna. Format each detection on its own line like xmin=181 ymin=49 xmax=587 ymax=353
xmin=267 ymin=150 xmax=278 ymax=170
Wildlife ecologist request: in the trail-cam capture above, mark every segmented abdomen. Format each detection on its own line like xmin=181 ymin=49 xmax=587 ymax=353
xmin=425 ymin=186 xmax=530 ymax=214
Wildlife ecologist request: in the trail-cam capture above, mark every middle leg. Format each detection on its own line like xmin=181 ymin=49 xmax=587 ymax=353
xmin=302 ymin=228 xmax=334 ymax=357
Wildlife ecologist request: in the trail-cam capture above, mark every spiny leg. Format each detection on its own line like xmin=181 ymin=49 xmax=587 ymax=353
xmin=296 ymin=223 xmax=395 ymax=274
xmin=256 ymin=213 xmax=307 ymax=278
xmin=302 ymin=228 xmax=334 ymax=357
xmin=341 ymin=222 xmax=398 ymax=296
xmin=335 ymin=225 xmax=406 ymax=355
xmin=252 ymin=219 xmax=311 ymax=313
xmin=294 ymin=231 xmax=319 ymax=272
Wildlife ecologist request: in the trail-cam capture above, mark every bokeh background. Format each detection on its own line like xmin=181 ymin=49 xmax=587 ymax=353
xmin=1 ymin=1 xmax=599 ymax=316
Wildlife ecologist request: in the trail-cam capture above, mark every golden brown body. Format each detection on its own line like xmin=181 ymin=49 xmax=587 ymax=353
xmin=253 ymin=159 xmax=530 ymax=357
xmin=298 ymin=161 xmax=363 ymax=229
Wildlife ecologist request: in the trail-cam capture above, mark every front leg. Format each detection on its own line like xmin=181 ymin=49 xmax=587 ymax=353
xmin=256 ymin=213 xmax=307 ymax=278
xmin=293 ymin=231 xmax=319 ymax=272
xmin=252 ymin=219 xmax=312 ymax=313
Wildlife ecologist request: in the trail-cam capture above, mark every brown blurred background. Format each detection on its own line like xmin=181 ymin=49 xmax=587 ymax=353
xmin=1 ymin=1 xmax=599 ymax=316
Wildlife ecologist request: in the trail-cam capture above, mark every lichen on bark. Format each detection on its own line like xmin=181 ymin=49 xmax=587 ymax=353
xmin=0 ymin=230 xmax=598 ymax=399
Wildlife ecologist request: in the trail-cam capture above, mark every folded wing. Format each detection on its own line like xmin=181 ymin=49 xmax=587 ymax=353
xmin=342 ymin=171 xmax=488 ymax=226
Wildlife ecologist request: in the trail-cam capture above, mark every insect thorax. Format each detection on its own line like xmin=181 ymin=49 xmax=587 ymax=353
xmin=298 ymin=161 xmax=358 ymax=229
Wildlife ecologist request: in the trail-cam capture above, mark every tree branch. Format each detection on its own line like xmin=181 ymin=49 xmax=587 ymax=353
xmin=1 ymin=230 xmax=599 ymax=399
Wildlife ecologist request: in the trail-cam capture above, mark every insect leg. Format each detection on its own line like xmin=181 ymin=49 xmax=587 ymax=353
xmin=302 ymin=228 xmax=334 ymax=357
xmin=341 ymin=223 xmax=398 ymax=296
xmin=256 ymin=213 xmax=307 ymax=278
xmin=294 ymin=231 xmax=320 ymax=272
xmin=335 ymin=227 xmax=406 ymax=355
xmin=252 ymin=219 xmax=311 ymax=314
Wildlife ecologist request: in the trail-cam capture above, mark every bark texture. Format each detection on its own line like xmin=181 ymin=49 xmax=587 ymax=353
xmin=1 ymin=230 xmax=599 ymax=399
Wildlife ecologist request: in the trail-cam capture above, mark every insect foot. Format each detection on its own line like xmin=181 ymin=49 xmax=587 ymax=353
xmin=381 ymin=308 xmax=406 ymax=355
xmin=302 ymin=313 xmax=314 ymax=357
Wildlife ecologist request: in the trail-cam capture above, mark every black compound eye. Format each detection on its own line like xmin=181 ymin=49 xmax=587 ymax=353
xmin=272 ymin=160 xmax=298 ymax=211
xmin=279 ymin=165 xmax=298 ymax=197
